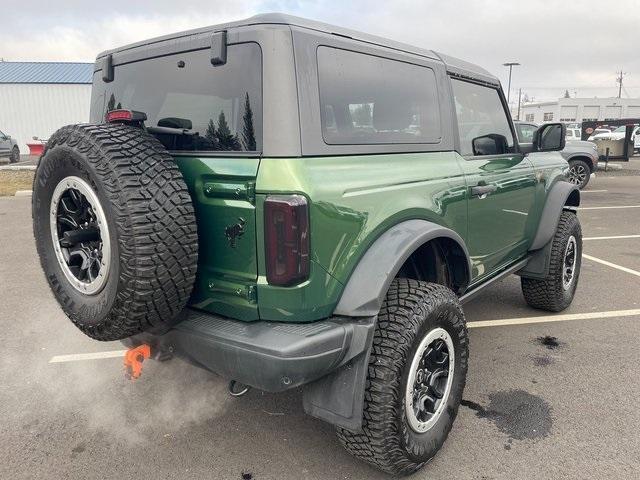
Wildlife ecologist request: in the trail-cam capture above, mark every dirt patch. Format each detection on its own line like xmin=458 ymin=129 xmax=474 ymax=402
xmin=0 ymin=170 xmax=34 ymax=196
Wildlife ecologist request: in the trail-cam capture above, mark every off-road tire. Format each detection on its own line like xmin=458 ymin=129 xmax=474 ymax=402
xmin=568 ymin=159 xmax=591 ymax=189
xmin=336 ymin=279 xmax=468 ymax=476
xmin=10 ymin=146 xmax=20 ymax=163
xmin=32 ymin=123 xmax=198 ymax=341
xmin=521 ymin=211 xmax=581 ymax=312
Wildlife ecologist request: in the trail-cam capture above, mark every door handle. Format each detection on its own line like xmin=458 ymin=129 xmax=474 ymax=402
xmin=470 ymin=184 xmax=497 ymax=199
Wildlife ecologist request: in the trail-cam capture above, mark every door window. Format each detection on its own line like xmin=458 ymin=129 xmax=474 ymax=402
xmin=451 ymin=79 xmax=515 ymax=156
xmin=515 ymin=123 xmax=538 ymax=143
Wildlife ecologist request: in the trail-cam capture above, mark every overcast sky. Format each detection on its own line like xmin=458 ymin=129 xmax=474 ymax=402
xmin=2 ymin=0 xmax=639 ymax=103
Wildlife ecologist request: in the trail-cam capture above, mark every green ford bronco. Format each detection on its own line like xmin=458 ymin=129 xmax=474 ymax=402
xmin=32 ymin=13 xmax=582 ymax=476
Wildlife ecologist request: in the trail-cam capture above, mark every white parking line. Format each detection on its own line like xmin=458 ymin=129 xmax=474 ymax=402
xmin=580 ymin=189 xmax=608 ymax=193
xmin=50 ymin=307 xmax=640 ymax=362
xmin=582 ymin=254 xmax=640 ymax=278
xmin=49 ymin=350 xmax=127 ymax=363
xmin=584 ymin=234 xmax=640 ymax=241
xmin=468 ymin=309 xmax=640 ymax=328
xmin=579 ymin=205 xmax=640 ymax=210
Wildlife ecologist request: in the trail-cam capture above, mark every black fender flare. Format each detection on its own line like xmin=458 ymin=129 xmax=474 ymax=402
xmin=303 ymin=220 xmax=471 ymax=432
xmin=518 ymin=180 xmax=580 ymax=280
xmin=333 ymin=219 xmax=472 ymax=317
xmin=530 ymin=180 xmax=580 ymax=251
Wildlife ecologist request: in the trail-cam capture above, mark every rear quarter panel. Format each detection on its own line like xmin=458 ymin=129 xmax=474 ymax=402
xmin=255 ymin=152 xmax=468 ymax=321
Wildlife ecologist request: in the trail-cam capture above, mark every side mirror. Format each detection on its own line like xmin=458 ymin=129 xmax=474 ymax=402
xmin=533 ymin=123 xmax=566 ymax=152
xmin=472 ymin=134 xmax=508 ymax=156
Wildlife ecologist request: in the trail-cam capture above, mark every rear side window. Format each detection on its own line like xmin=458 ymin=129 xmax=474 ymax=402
xmin=317 ymin=47 xmax=441 ymax=145
xmin=95 ymin=43 xmax=262 ymax=152
xmin=451 ymin=79 xmax=514 ymax=156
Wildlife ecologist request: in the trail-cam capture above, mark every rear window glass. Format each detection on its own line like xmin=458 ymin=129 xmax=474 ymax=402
xmin=317 ymin=47 xmax=441 ymax=145
xmin=92 ymin=43 xmax=262 ymax=152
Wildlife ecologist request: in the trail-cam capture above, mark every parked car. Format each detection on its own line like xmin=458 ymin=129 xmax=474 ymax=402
xmin=0 ymin=129 xmax=20 ymax=163
xmin=635 ymin=130 xmax=640 ymax=153
xmin=587 ymin=128 xmax=611 ymax=141
xmin=589 ymin=125 xmax=639 ymax=142
xmin=565 ymin=128 xmax=581 ymax=141
xmin=515 ymin=121 xmax=598 ymax=189
xmin=31 ymin=13 xmax=582 ymax=476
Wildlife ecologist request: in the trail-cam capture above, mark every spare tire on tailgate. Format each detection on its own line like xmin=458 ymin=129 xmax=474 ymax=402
xmin=32 ymin=123 xmax=198 ymax=341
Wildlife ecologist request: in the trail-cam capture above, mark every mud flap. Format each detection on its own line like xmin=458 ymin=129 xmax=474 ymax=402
xmin=302 ymin=327 xmax=374 ymax=432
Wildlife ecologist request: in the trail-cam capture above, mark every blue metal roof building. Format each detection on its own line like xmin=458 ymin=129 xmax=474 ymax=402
xmin=0 ymin=62 xmax=93 ymax=84
xmin=0 ymin=62 xmax=93 ymax=153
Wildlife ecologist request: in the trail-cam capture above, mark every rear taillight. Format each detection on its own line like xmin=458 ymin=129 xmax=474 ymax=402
xmin=105 ymin=109 xmax=147 ymax=125
xmin=264 ymin=195 xmax=309 ymax=286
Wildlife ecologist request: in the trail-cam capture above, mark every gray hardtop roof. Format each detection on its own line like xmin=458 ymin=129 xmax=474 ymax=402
xmin=96 ymin=13 xmax=499 ymax=86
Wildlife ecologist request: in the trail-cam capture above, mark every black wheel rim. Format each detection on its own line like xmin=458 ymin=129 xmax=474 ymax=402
xmin=405 ymin=328 xmax=454 ymax=433
xmin=50 ymin=176 xmax=110 ymax=294
xmin=563 ymin=236 xmax=577 ymax=290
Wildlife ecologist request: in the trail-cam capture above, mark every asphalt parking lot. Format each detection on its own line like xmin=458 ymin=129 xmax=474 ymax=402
xmin=2 ymin=171 xmax=640 ymax=480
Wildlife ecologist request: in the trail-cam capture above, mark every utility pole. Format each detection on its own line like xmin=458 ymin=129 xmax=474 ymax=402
xmin=503 ymin=62 xmax=520 ymax=105
xmin=616 ymin=70 xmax=626 ymax=98
xmin=517 ymin=88 xmax=522 ymax=120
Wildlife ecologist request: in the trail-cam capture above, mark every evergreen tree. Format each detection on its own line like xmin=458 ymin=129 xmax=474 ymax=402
xmin=116 ymin=102 xmax=122 ymax=109
xmin=107 ymin=93 xmax=116 ymax=112
xmin=242 ymin=93 xmax=257 ymax=151
xmin=205 ymin=119 xmax=218 ymax=149
xmin=216 ymin=110 xmax=241 ymax=151
xmin=563 ymin=89 xmax=571 ymax=98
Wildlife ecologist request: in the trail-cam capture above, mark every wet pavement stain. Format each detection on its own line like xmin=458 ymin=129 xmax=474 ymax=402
xmin=241 ymin=472 xmax=254 ymax=480
xmin=536 ymin=335 xmax=564 ymax=350
xmin=532 ymin=354 xmax=554 ymax=367
xmin=461 ymin=390 xmax=552 ymax=441
xmin=70 ymin=444 xmax=86 ymax=458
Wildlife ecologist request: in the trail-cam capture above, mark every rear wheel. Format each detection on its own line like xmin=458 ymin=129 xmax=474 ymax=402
xmin=337 ymin=279 xmax=468 ymax=476
xmin=9 ymin=146 xmax=19 ymax=163
xmin=33 ymin=123 xmax=198 ymax=340
xmin=521 ymin=211 xmax=582 ymax=312
xmin=567 ymin=159 xmax=591 ymax=189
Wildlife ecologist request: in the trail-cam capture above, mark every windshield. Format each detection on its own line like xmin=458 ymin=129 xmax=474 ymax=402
xmin=612 ymin=126 xmax=626 ymax=133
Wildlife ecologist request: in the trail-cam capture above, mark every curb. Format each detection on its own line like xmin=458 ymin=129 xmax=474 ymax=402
xmin=0 ymin=165 xmax=37 ymax=171
xmin=597 ymin=163 xmax=622 ymax=171
xmin=15 ymin=190 xmax=33 ymax=197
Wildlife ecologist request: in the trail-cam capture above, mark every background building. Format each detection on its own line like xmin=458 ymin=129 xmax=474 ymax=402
xmin=519 ymin=97 xmax=640 ymax=125
xmin=0 ymin=61 xmax=92 ymax=153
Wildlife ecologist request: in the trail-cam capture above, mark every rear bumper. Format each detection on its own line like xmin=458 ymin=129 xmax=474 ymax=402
xmin=126 ymin=308 xmax=375 ymax=392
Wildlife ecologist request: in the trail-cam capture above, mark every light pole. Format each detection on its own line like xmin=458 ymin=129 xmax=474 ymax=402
xmin=503 ymin=62 xmax=520 ymax=105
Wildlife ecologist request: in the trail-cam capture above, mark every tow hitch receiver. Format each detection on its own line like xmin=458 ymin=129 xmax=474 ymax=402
xmin=124 ymin=344 xmax=151 ymax=380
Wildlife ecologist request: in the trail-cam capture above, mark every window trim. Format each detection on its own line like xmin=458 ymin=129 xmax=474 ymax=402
xmin=448 ymin=76 xmax=521 ymax=159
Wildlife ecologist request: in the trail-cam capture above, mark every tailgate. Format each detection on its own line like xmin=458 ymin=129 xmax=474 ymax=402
xmin=176 ymin=156 xmax=260 ymax=320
